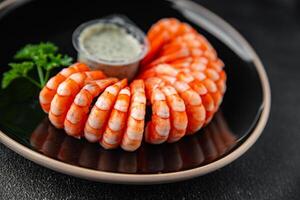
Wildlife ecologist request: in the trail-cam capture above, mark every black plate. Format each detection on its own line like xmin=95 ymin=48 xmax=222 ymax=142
xmin=0 ymin=0 xmax=268 ymax=180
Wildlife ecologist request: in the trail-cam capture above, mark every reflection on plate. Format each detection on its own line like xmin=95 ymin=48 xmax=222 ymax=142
xmin=30 ymin=111 xmax=236 ymax=174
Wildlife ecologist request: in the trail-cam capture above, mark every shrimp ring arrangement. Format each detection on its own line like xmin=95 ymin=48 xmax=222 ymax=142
xmin=39 ymin=18 xmax=227 ymax=151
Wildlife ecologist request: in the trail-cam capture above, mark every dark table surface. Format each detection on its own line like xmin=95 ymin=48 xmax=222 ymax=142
xmin=1 ymin=0 xmax=300 ymax=199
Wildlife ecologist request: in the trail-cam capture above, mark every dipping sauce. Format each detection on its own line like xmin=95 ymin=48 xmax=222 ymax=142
xmin=72 ymin=16 xmax=148 ymax=81
xmin=79 ymin=24 xmax=142 ymax=62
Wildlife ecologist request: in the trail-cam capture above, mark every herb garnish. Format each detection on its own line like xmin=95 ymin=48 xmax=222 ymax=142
xmin=1 ymin=42 xmax=73 ymax=89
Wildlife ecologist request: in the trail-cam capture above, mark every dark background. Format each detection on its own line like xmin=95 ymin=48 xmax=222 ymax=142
xmin=1 ymin=0 xmax=300 ymax=199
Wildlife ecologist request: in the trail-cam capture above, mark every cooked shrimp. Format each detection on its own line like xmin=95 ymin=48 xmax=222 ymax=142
xmin=217 ymin=70 xmax=227 ymax=94
xmin=161 ymin=33 xmax=217 ymax=59
xmin=39 ymin=63 xmax=90 ymax=113
xmin=139 ymin=64 xmax=214 ymax=113
xmin=49 ymin=71 xmax=106 ymax=128
xmin=100 ymin=87 xmax=131 ymax=149
xmin=147 ymin=18 xmax=181 ymax=42
xmin=64 ymin=78 xmax=118 ymax=137
xmin=84 ymin=79 xmax=127 ymax=142
xmin=161 ymin=85 xmax=188 ymax=142
xmin=121 ymin=80 xmax=146 ymax=151
xmin=188 ymin=61 xmax=225 ymax=110
xmin=148 ymin=33 xmax=217 ymax=67
xmin=144 ymin=81 xmax=170 ymax=144
xmin=141 ymin=18 xmax=181 ymax=68
xmin=140 ymin=64 xmax=206 ymax=94
xmin=141 ymin=18 xmax=195 ymax=69
xmin=141 ymin=31 xmax=168 ymax=71
xmin=170 ymin=60 xmax=224 ymax=112
xmin=172 ymin=81 xmax=206 ymax=134
xmin=148 ymin=47 xmax=203 ymax=67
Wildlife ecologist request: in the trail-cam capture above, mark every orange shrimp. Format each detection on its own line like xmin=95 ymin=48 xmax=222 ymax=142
xmin=141 ymin=18 xmax=181 ymax=68
xmin=147 ymin=18 xmax=181 ymax=42
xmin=49 ymin=71 xmax=106 ymax=128
xmin=171 ymin=56 xmax=224 ymax=77
xmin=184 ymin=58 xmax=226 ymax=110
xmin=140 ymin=64 xmax=214 ymax=112
xmin=39 ymin=63 xmax=90 ymax=113
xmin=172 ymin=81 xmax=206 ymax=134
xmin=144 ymin=79 xmax=171 ymax=144
xmin=148 ymin=47 xmax=203 ymax=67
xmin=161 ymin=85 xmax=188 ymax=142
xmin=203 ymin=78 xmax=226 ymax=125
xmin=141 ymin=18 xmax=195 ymax=69
xmin=84 ymin=79 xmax=127 ymax=142
xmin=217 ymin=70 xmax=227 ymax=94
xmin=64 ymin=78 xmax=118 ymax=137
xmin=170 ymin=59 xmax=225 ymax=113
xmin=147 ymin=71 xmax=206 ymax=134
xmin=146 ymin=32 xmax=218 ymax=68
xmin=100 ymin=87 xmax=131 ymax=149
xmin=121 ymin=80 xmax=146 ymax=151
xmin=161 ymin=33 xmax=216 ymax=57
xmin=139 ymin=64 xmax=206 ymax=94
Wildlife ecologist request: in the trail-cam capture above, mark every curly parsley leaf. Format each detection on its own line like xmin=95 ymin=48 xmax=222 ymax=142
xmin=45 ymin=54 xmax=73 ymax=71
xmin=1 ymin=42 xmax=73 ymax=89
xmin=9 ymin=62 xmax=34 ymax=74
xmin=2 ymin=62 xmax=34 ymax=89
xmin=14 ymin=42 xmax=58 ymax=60
xmin=2 ymin=70 xmax=20 ymax=89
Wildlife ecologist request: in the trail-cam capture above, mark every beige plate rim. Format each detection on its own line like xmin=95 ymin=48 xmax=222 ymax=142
xmin=0 ymin=0 xmax=271 ymax=184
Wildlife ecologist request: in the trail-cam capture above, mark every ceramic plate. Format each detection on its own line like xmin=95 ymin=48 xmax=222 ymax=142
xmin=0 ymin=0 xmax=271 ymax=184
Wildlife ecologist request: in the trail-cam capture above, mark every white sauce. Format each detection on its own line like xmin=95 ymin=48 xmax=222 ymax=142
xmin=79 ymin=23 xmax=142 ymax=62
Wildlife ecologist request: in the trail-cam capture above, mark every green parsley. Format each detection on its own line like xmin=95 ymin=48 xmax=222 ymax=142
xmin=1 ymin=42 xmax=73 ymax=89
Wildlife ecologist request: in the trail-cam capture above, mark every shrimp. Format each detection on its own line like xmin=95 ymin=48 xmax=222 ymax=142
xmin=144 ymin=81 xmax=171 ymax=144
xmin=84 ymin=79 xmax=127 ymax=142
xmin=121 ymin=80 xmax=146 ymax=151
xmin=148 ymin=47 xmax=203 ymax=67
xmin=169 ymin=60 xmax=225 ymax=113
xmin=185 ymin=59 xmax=226 ymax=110
xmin=49 ymin=71 xmax=106 ymax=128
xmin=147 ymin=33 xmax=218 ymax=67
xmin=39 ymin=63 xmax=90 ymax=113
xmin=161 ymin=33 xmax=217 ymax=59
xmin=217 ymin=70 xmax=227 ymax=94
xmin=146 ymin=69 xmax=206 ymax=134
xmin=100 ymin=87 xmax=131 ymax=149
xmin=139 ymin=64 xmax=213 ymax=125
xmin=161 ymin=85 xmax=188 ymax=142
xmin=173 ymin=57 xmax=224 ymax=81
xmin=172 ymin=81 xmax=206 ymax=134
xmin=141 ymin=18 xmax=181 ymax=68
xmin=140 ymin=64 xmax=214 ymax=112
xmin=140 ymin=64 xmax=206 ymax=94
xmin=147 ymin=18 xmax=181 ymax=42
xmin=64 ymin=78 xmax=118 ymax=137
xmin=141 ymin=18 xmax=195 ymax=70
